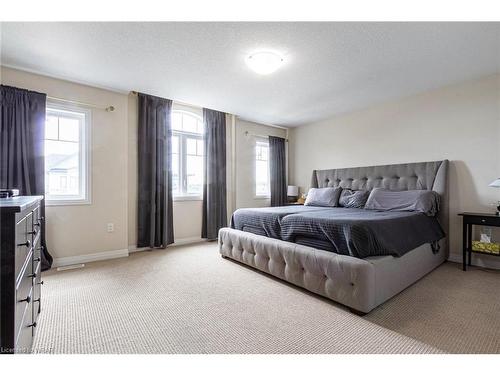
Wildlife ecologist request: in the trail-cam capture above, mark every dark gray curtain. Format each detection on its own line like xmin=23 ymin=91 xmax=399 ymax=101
xmin=0 ymin=85 xmax=53 ymax=270
xmin=137 ymin=93 xmax=174 ymax=248
xmin=269 ymin=136 xmax=287 ymax=207
xmin=201 ymin=108 xmax=227 ymax=240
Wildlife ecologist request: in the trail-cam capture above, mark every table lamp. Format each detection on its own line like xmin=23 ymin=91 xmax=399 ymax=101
xmin=287 ymin=185 xmax=299 ymax=203
xmin=489 ymin=178 xmax=500 ymax=215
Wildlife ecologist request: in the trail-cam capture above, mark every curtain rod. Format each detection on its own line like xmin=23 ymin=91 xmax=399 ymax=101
xmin=130 ymin=92 xmax=288 ymax=131
xmin=244 ymin=131 xmax=288 ymax=142
xmin=47 ymin=96 xmax=115 ymax=112
xmin=130 ymin=91 xmax=197 ymax=109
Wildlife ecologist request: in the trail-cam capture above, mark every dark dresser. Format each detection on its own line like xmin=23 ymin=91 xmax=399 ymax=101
xmin=1 ymin=196 xmax=44 ymax=354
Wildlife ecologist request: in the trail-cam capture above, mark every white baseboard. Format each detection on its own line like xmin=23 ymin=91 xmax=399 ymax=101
xmin=448 ymin=253 xmax=500 ymax=270
xmin=172 ymin=236 xmax=206 ymax=246
xmin=128 ymin=236 xmax=206 ymax=253
xmin=52 ymin=237 xmax=206 ymax=268
xmin=52 ymin=248 xmax=129 ymax=268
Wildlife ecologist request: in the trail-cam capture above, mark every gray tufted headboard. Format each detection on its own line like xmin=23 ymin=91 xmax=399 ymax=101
xmin=310 ymin=160 xmax=449 ymax=254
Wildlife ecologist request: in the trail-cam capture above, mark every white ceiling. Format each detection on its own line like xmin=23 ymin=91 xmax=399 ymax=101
xmin=1 ymin=22 xmax=499 ymax=127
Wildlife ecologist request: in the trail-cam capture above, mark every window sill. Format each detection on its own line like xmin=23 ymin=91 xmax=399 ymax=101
xmin=254 ymin=195 xmax=271 ymax=200
xmin=173 ymin=195 xmax=203 ymax=202
xmin=45 ymin=198 xmax=91 ymax=206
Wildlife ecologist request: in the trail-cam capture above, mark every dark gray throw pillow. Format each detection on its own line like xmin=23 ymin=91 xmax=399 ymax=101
xmin=338 ymin=189 xmax=370 ymax=208
xmin=364 ymin=188 xmax=440 ymax=216
xmin=304 ymin=187 xmax=342 ymax=207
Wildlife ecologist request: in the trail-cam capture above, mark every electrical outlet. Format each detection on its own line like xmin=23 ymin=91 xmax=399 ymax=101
xmin=107 ymin=223 xmax=114 ymax=233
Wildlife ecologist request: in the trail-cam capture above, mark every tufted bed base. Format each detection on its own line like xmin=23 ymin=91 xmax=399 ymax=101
xmin=219 ymin=227 xmax=446 ymax=313
xmin=219 ymin=160 xmax=448 ymax=313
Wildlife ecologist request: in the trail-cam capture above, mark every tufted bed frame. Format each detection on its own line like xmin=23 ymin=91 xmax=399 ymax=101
xmin=218 ymin=160 xmax=449 ymax=313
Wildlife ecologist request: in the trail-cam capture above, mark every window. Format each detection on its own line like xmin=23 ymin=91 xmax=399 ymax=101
xmin=255 ymin=140 xmax=270 ymax=197
xmin=171 ymin=110 xmax=204 ymax=199
xmin=44 ymin=103 xmax=90 ymax=205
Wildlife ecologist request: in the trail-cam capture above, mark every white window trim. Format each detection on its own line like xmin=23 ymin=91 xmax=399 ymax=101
xmin=173 ymin=195 xmax=203 ymax=202
xmin=171 ymin=109 xmax=204 ymax=200
xmin=45 ymin=101 xmax=92 ymax=206
xmin=254 ymin=138 xmax=271 ymax=199
xmin=172 ymin=130 xmax=204 ymax=201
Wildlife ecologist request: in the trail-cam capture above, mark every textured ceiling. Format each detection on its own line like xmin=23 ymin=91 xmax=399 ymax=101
xmin=1 ymin=22 xmax=499 ymax=127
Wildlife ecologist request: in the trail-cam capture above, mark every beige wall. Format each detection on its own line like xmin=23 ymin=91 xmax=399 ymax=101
xmin=126 ymin=109 xmax=284 ymax=246
xmin=128 ymin=114 xmax=286 ymax=247
xmin=0 ymin=67 xmax=284 ymax=257
xmin=9 ymin=65 xmax=488 ymax=267
xmin=234 ymin=119 xmax=287 ymax=209
xmin=1 ymin=66 xmax=129 ymax=260
xmin=289 ymin=74 xmax=500 ymax=266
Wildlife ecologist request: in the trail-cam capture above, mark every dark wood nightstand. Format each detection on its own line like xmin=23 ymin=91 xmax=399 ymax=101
xmin=458 ymin=212 xmax=500 ymax=271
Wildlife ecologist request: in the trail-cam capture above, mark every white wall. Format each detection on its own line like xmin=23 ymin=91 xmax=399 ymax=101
xmin=1 ymin=66 xmax=130 ymax=260
xmin=289 ymin=74 xmax=500 ymax=267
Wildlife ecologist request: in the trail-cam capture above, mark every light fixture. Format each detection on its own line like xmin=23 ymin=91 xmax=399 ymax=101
xmin=245 ymin=51 xmax=284 ymax=75
xmin=287 ymin=185 xmax=299 ymax=203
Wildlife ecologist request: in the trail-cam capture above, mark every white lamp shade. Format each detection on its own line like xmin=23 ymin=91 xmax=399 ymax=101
xmin=287 ymin=185 xmax=299 ymax=196
xmin=489 ymin=178 xmax=500 ymax=188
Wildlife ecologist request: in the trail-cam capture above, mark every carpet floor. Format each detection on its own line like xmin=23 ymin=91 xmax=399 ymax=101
xmin=32 ymin=243 xmax=500 ymax=354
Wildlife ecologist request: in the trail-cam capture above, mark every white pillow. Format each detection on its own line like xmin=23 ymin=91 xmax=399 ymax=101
xmin=304 ymin=187 xmax=342 ymax=207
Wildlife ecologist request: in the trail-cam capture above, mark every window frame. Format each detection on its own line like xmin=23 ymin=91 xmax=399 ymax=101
xmin=254 ymin=138 xmax=271 ymax=199
xmin=171 ymin=110 xmax=204 ymax=201
xmin=44 ymin=101 xmax=92 ymax=206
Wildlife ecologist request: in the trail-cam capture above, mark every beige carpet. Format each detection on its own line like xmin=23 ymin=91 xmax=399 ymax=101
xmin=32 ymin=243 xmax=499 ymax=354
xmin=367 ymin=261 xmax=500 ymax=353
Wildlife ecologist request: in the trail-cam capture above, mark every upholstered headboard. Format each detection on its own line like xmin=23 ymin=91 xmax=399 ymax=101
xmin=310 ymin=160 xmax=449 ymax=254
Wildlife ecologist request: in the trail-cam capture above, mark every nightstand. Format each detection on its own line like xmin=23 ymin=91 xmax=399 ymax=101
xmin=458 ymin=212 xmax=500 ymax=271
xmin=286 ymin=202 xmax=304 ymax=206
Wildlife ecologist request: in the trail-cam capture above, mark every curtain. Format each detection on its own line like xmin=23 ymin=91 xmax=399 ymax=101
xmin=201 ymin=108 xmax=227 ymax=240
xmin=137 ymin=93 xmax=174 ymax=248
xmin=269 ymin=136 xmax=287 ymax=207
xmin=0 ymin=85 xmax=53 ymax=270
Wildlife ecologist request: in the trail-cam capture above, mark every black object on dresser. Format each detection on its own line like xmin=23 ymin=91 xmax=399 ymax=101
xmin=458 ymin=212 xmax=500 ymax=271
xmin=1 ymin=196 xmax=44 ymax=354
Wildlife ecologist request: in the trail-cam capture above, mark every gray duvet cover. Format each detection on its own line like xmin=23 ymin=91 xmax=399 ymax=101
xmin=231 ymin=206 xmax=444 ymax=259
xmin=280 ymin=208 xmax=444 ymax=258
xmin=231 ymin=205 xmax=327 ymax=238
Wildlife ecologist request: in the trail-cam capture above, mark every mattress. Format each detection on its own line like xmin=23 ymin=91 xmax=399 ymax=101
xmin=232 ymin=206 xmax=444 ymax=259
xmin=280 ymin=207 xmax=444 ymax=258
xmin=230 ymin=205 xmax=328 ymax=238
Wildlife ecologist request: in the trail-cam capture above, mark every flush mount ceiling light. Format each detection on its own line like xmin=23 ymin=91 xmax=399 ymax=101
xmin=245 ymin=51 xmax=284 ymax=75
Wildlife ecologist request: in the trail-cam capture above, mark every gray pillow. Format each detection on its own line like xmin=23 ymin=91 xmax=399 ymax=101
xmin=365 ymin=188 xmax=440 ymax=216
xmin=338 ymin=189 xmax=369 ymax=208
xmin=304 ymin=187 xmax=342 ymax=207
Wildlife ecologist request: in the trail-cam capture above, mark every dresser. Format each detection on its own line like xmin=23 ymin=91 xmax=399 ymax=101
xmin=1 ymin=196 xmax=44 ymax=354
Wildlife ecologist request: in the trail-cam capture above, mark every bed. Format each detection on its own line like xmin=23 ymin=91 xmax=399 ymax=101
xmin=219 ymin=160 xmax=449 ymax=313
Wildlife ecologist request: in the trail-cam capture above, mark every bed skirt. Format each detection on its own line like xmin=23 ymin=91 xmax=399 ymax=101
xmin=218 ymin=228 xmax=446 ymax=313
